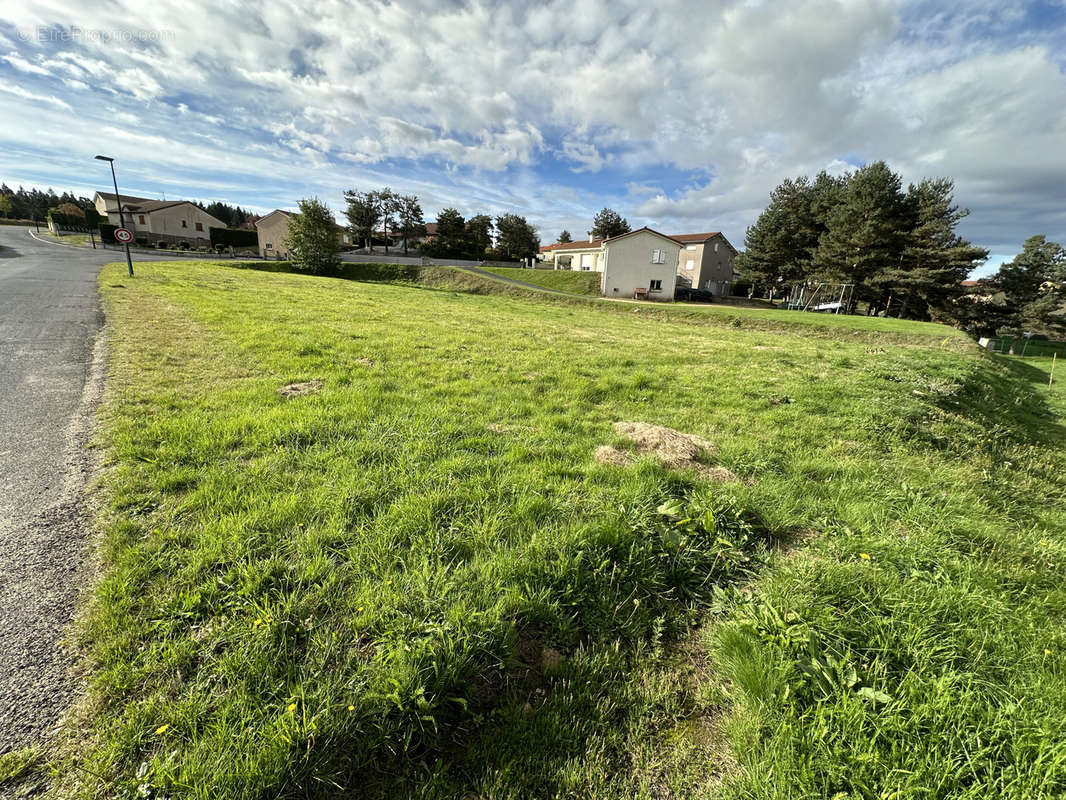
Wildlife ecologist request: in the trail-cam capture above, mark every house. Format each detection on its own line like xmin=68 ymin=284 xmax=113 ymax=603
xmin=673 ymin=232 xmax=736 ymax=297
xmin=92 ymin=192 xmax=224 ymax=246
xmin=255 ymin=209 xmax=293 ymax=258
xmin=540 ymin=229 xmax=737 ymax=298
xmin=255 ymin=209 xmax=353 ymax=259
xmin=539 ymin=227 xmax=681 ymax=300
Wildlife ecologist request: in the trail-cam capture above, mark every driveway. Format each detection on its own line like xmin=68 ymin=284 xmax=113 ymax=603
xmin=0 ymin=228 xmax=163 ymax=754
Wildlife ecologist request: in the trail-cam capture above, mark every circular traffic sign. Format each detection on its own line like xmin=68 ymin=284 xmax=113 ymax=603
xmin=114 ymin=227 xmax=133 ymax=243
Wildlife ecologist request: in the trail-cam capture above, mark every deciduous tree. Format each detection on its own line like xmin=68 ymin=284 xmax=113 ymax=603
xmin=285 ymin=198 xmax=340 ymax=274
xmin=343 ymin=189 xmax=380 ymax=250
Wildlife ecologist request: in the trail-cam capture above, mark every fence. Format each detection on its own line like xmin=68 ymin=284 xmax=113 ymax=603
xmin=980 ymin=336 xmax=1066 ymax=358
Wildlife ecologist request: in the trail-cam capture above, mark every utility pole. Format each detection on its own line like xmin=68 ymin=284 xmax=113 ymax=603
xmin=94 ymin=155 xmax=134 ymax=277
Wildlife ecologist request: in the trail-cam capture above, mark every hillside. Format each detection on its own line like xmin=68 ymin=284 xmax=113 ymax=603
xmin=31 ymin=261 xmax=1066 ymax=798
xmin=478 ymin=266 xmax=603 ymax=295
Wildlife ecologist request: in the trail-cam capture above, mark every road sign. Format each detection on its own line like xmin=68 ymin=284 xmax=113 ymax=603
xmin=114 ymin=227 xmax=133 ymax=243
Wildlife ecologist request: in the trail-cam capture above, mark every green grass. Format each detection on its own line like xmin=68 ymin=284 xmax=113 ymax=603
xmin=0 ymin=748 xmax=42 ymax=786
xmin=58 ymin=260 xmax=1066 ymax=798
xmin=39 ymin=231 xmax=94 ymax=246
xmin=479 ymin=266 xmax=603 ymax=295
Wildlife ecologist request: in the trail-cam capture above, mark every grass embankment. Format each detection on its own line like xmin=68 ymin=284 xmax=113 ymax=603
xmin=39 ymin=260 xmax=1065 ymax=798
xmin=37 ymin=232 xmax=94 ymax=246
xmin=478 ymin=266 xmax=603 ymax=295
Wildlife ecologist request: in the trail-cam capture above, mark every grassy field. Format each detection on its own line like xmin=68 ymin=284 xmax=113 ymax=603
xmin=26 ymin=260 xmax=1065 ymax=798
xmin=479 ymin=266 xmax=603 ymax=295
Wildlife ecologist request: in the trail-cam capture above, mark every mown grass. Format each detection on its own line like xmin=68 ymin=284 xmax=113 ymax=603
xmin=57 ymin=260 xmax=1066 ymax=798
xmin=479 ymin=266 xmax=603 ymax=295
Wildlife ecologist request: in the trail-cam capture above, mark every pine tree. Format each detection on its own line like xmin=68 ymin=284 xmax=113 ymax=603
xmin=591 ymin=208 xmax=630 ymax=239
xmin=815 ymin=161 xmax=912 ymax=305
xmin=495 ymin=214 xmax=540 ymax=261
xmin=735 ymin=175 xmax=842 ymax=294
xmin=875 ymin=178 xmax=988 ymax=319
xmin=558 ymin=230 xmax=572 ymax=243
xmin=994 ymin=235 xmax=1066 ymax=335
xmin=429 ymin=208 xmax=468 ymax=258
xmin=466 ymin=214 xmax=494 ymax=258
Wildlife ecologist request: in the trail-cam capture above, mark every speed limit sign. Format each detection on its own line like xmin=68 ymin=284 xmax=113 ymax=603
xmin=114 ymin=227 xmax=133 ymax=243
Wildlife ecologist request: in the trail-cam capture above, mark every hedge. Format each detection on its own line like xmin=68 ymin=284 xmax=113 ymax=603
xmin=209 ymin=227 xmax=259 ymax=248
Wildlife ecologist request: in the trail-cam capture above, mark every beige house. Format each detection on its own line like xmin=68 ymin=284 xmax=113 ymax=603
xmin=255 ymin=209 xmax=293 ymax=258
xmin=541 ymin=228 xmax=737 ymax=298
xmin=92 ymin=192 xmax=224 ymax=245
xmin=256 ymin=209 xmax=354 ymax=259
xmin=674 ymin=232 xmax=736 ymax=296
xmin=538 ymin=227 xmax=681 ymax=299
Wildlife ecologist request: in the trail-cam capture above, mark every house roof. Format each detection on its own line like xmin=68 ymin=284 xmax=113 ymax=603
xmin=539 ymin=237 xmax=605 ymax=253
xmin=541 ymin=228 xmax=731 ymax=253
xmin=671 ymin=232 xmax=721 ymax=243
xmin=95 ymin=191 xmax=157 ymax=208
xmin=255 ymin=209 xmax=292 ymax=227
xmin=670 ymin=231 xmax=737 ymax=253
xmin=120 ymin=199 xmax=190 ymax=214
xmin=604 ymin=226 xmax=682 ymax=246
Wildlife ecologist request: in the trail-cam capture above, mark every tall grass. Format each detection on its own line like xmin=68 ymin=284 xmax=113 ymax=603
xmin=38 ymin=260 xmax=1066 ymax=798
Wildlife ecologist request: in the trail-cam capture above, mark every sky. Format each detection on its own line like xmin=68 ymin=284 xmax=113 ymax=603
xmin=1 ymin=0 xmax=1064 ymax=276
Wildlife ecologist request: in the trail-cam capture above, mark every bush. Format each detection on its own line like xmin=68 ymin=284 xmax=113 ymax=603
xmin=209 ymin=227 xmax=258 ymax=249
xmin=98 ymin=223 xmax=118 ymax=243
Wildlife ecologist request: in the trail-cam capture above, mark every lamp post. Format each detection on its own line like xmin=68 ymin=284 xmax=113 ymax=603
xmin=94 ymin=155 xmax=134 ymax=277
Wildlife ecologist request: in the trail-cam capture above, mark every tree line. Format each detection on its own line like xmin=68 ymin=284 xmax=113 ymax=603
xmin=959 ymin=236 xmax=1065 ymax=338
xmin=342 ymin=187 xmax=540 ymax=261
xmin=735 ymin=161 xmax=1065 ymax=336
xmin=284 ymin=190 xmax=543 ymax=274
xmin=0 ymin=181 xmax=258 ymax=230
xmin=735 ymin=162 xmax=989 ymax=321
xmin=0 ymin=183 xmax=99 ymax=223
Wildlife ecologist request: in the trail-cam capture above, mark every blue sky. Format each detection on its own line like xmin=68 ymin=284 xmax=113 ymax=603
xmin=1 ymin=0 xmax=1064 ymax=276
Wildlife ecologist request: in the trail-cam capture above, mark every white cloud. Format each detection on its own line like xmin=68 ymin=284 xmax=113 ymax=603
xmin=0 ymin=82 xmax=71 ymax=109
xmin=0 ymin=0 xmax=1062 ymax=254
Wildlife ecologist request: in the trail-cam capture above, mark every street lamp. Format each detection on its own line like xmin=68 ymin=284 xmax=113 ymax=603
xmin=94 ymin=154 xmax=134 ymax=277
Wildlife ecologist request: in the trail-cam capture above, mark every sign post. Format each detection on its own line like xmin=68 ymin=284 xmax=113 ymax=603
xmin=95 ymin=155 xmax=134 ymax=277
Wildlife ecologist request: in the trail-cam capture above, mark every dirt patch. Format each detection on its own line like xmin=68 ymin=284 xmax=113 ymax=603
xmin=606 ymin=421 xmax=738 ymax=482
xmin=277 ymin=379 xmax=323 ymax=398
xmin=594 ymin=445 xmax=633 ymax=466
xmin=354 ymin=357 xmax=375 ymax=367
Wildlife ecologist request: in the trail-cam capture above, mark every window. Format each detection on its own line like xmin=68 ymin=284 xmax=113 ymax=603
xmin=685 ymin=244 xmax=697 ymax=250
xmin=580 ymin=253 xmax=594 ymax=271
xmin=265 ymin=242 xmax=273 ymax=250
xmin=685 ymin=259 xmax=695 ymax=270
xmin=714 ymin=242 xmax=719 ymax=252
xmin=181 ymin=219 xmax=187 ymax=228
xmin=649 ymin=279 xmax=663 ymax=291
xmin=139 ymin=215 xmax=145 ymax=224
xmin=195 ymin=222 xmax=203 ymax=232
xmin=651 ymin=249 xmax=666 ymax=264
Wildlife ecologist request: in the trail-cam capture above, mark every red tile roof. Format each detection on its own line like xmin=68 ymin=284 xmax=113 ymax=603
xmin=539 ymin=237 xmax=604 ymax=252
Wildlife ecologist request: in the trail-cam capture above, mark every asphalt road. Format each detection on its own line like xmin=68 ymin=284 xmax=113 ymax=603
xmin=0 ymin=227 xmax=159 ymax=755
